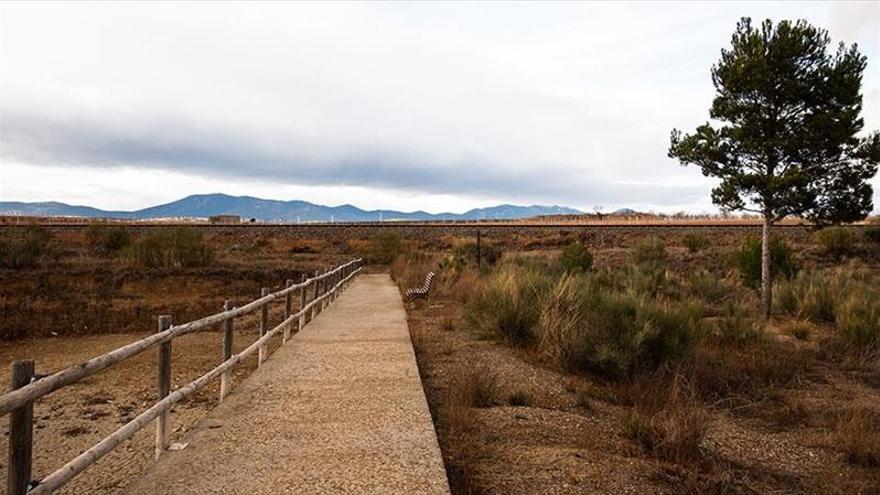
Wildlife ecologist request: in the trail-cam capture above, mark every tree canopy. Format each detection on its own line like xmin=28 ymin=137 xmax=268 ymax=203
xmin=669 ymin=17 xmax=880 ymax=224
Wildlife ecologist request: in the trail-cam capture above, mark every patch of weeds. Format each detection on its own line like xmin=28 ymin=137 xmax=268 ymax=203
xmin=465 ymin=264 xmax=551 ymax=345
xmin=834 ymin=408 xmax=880 ymax=467
xmin=0 ymin=225 xmax=56 ymax=269
xmin=128 ymin=227 xmax=213 ymax=269
xmin=620 ymin=376 xmax=710 ymax=466
xmin=632 ymin=236 xmax=667 ymax=266
xmin=782 ymin=320 xmax=812 ymax=341
xmin=815 ymin=226 xmax=861 ymax=259
xmin=682 ymin=232 xmax=710 ymax=253
xmin=85 ymin=224 xmax=131 ymax=256
xmin=539 ymin=274 xmax=700 ymax=379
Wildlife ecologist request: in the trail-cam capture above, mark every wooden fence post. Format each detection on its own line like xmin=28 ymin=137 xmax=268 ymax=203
xmin=220 ymin=301 xmax=234 ymax=402
xmin=283 ymin=279 xmax=293 ymax=343
xmin=258 ymin=288 xmax=270 ymax=366
xmin=322 ymin=270 xmax=330 ymax=309
xmin=300 ymin=274 xmax=308 ymax=326
xmin=156 ymin=315 xmax=172 ymax=459
xmin=8 ymin=360 xmax=35 ymax=495
xmin=330 ymin=271 xmax=336 ymax=302
xmin=312 ymin=271 xmax=320 ymax=319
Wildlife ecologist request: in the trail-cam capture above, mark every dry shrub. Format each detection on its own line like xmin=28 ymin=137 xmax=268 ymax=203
xmin=815 ymin=226 xmax=861 ymax=259
xmin=352 ymin=231 xmax=409 ymax=264
xmin=781 ymin=320 xmax=812 ymax=341
xmin=835 ymin=293 xmax=880 ymax=356
xmin=620 ymin=376 xmax=710 ymax=466
xmin=559 ymin=240 xmax=593 ymax=272
xmin=441 ymin=316 xmax=456 ymax=332
xmin=442 ymin=367 xmax=492 ymax=495
xmin=453 ymin=239 xmax=502 ymax=266
xmin=684 ymin=270 xmax=735 ymax=310
xmin=592 ymin=264 xmax=673 ymax=298
xmin=285 ymin=238 xmax=327 ymax=254
xmin=775 ymin=265 xmax=880 ymax=355
xmin=84 ymin=224 xmax=131 ymax=255
xmin=834 ymin=407 xmax=880 ymax=467
xmin=682 ymin=232 xmax=711 ymax=253
xmin=443 ymin=269 xmax=480 ymax=303
xmin=442 ymin=367 xmax=499 ymax=454
xmin=465 ymin=264 xmax=550 ymax=344
xmin=774 ymin=271 xmax=835 ymax=322
xmin=390 ymin=251 xmax=436 ymax=289
xmin=0 ymin=225 xmax=56 ymax=269
xmin=539 ymin=274 xmax=700 ymax=378
xmin=128 ymin=227 xmax=213 ymax=269
xmin=446 ymin=366 xmax=499 ymax=411
xmin=633 ymin=236 xmax=667 ymax=266
xmin=688 ymin=336 xmax=811 ymax=408
xmin=711 ymin=303 xmax=765 ymax=346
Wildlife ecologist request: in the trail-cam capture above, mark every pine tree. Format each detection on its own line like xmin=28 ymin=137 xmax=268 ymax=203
xmin=669 ymin=18 xmax=880 ymax=318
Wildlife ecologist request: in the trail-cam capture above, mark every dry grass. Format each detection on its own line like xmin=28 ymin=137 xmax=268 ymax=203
xmin=619 ymin=375 xmax=711 ymax=466
xmin=834 ymin=407 xmax=880 ymax=467
xmin=439 ymin=366 xmax=502 ymax=494
xmin=689 ymin=336 xmax=811 ymax=405
xmin=538 ymin=273 xmax=700 ymax=378
xmin=781 ymin=320 xmax=813 ymax=341
xmin=440 ymin=269 xmax=481 ymax=303
xmin=464 ymin=264 xmax=549 ymax=344
xmin=392 ymin=230 xmax=880 ymax=494
xmin=390 ymin=250 xmax=436 ymax=287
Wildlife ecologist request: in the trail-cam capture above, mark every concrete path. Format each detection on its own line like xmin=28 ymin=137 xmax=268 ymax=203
xmin=124 ymin=273 xmax=449 ymax=495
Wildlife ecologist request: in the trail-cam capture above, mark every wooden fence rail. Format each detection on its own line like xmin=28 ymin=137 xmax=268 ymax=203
xmin=3 ymin=258 xmax=363 ymax=495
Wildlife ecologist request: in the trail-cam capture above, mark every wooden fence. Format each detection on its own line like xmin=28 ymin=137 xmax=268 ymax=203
xmin=1 ymin=258 xmax=363 ymax=495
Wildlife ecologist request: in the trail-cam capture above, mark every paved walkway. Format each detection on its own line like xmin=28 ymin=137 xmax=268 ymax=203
xmin=125 ymin=273 xmax=449 ymax=495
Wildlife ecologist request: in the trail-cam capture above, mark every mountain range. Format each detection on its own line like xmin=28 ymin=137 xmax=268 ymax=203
xmin=0 ymin=194 xmax=583 ymax=222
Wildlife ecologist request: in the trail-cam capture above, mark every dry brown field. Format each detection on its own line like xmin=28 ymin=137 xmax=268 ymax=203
xmin=0 ymin=223 xmax=878 ymax=493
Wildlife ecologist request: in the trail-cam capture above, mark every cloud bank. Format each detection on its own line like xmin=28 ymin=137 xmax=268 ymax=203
xmin=1 ymin=2 xmax=878 ymax=212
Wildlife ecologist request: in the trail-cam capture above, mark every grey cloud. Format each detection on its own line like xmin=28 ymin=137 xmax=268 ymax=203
xmin=1 ymin=109 xmax=708 ymax=207
xmin=3 ymin=2 xmax=873 ymax=212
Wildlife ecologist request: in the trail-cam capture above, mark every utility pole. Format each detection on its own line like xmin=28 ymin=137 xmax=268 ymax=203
xmin=476 ymin=230 xmax=481 ymax=267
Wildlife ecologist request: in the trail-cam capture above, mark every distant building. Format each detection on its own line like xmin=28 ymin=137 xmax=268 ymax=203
xmin=209 ymin=215 xmax=241 ymax=224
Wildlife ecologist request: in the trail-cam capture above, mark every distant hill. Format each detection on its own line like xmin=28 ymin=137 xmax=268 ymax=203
xmin=0 ymin=194 xmax=582 ymax=222
xmin=0 ymin=201 xmax=132 ymax=218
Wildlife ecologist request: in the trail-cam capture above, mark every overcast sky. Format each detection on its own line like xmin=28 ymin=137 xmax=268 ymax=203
xmin=1 ymin=1 xmax=878 ymax=214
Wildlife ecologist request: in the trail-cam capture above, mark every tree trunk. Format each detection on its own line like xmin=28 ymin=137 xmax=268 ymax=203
xmin=761 ymin=214 xmax=772 ymax=320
